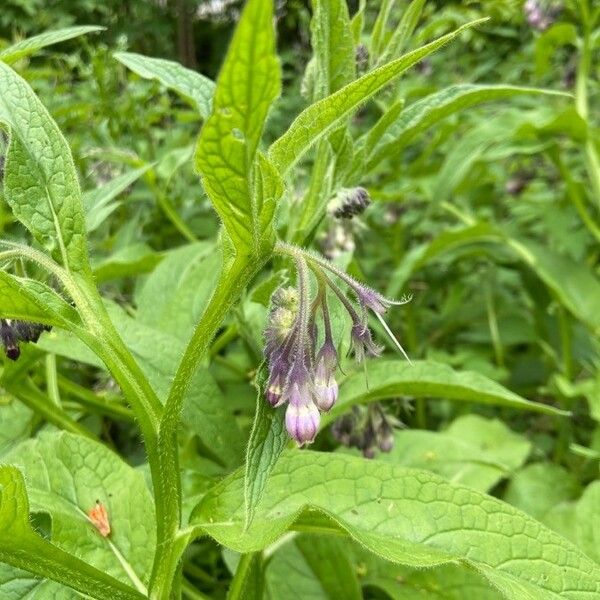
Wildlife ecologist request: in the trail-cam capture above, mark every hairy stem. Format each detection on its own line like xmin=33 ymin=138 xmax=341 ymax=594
xmin=148 ymin=249 xmax=268 ymax=598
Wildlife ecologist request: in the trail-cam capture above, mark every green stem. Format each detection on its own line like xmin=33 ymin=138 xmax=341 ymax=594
xmin=57 ymin=374 xmax=134 ymax=422
xmin=45 ymin=353 xmax=62 ymax=407
xmin=182 ymin=580 xmax=212 ymax=600
xmin=148 ymin=251 xmax=268 ymax=599
xmin=227 ymin=553 xmax=263 ymax=600
xmin=10 ymin=380 xmax=97 ymax=440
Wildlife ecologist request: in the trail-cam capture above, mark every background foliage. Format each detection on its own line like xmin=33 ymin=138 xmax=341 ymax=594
xmin=0 ymin=0 xmax=599 ymax=598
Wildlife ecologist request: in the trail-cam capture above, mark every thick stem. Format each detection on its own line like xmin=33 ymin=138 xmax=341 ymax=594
xmin=148 ymin=251 xmax=267 ymax=599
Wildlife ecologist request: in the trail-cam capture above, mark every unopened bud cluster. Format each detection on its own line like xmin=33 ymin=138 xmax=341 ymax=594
xmin=331 ymin=403 xmax=398 ymax=458
xmin=333 ymin=187 xmax=371 ymax=219
xmin=264 ymin=244 xmax=410 ymax=445
xmin=0 ymin=319 xmax=51 ymax=361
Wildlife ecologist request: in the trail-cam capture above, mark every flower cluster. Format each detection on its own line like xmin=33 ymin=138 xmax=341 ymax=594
xmin=524 ymin=0 xmax=561 ymax=31
xmin=264 ymin=244 xmax=410 ymax=445
xmin=332 ymin=403 xmax=400 ymax=458
xmin=333 ymin=187 xmax=371 ymax=220
xmin=0 ymin=319 xmax=51 ymax=361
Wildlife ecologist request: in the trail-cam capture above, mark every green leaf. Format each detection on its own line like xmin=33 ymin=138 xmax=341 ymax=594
xmin=195 ymin=0 xmax=281 ymax=250
xmin=365 ymin=84 xmax=568 ymax=172
xmin=191 ymin=451 xmax=600 ymax=599
xmin=114 ymin=52 xmax=215 ymax=119
xmin=323 ymin=360 xmax=568 ymax=426
xmin=0 ymin=271 xmax=80 ymax=328
xmin=310 ymin=0 xmax=356 ymax=98
xmin=0 ymin=62 xmax=90 ymax=275
xmin=269 ymin=19 xmax=486 ymax=174
xmin=378 ymin=0 xmax=426 ymax=65
xmin=346 ymin=541 xmax=502 ymax=600
xmin=5 ymin=431 xmax=156 ymax=594
xmin=135 ymin=242 xmax=219 ymax=341
xmin=506 ymin=238 xmax=600 ymax=335
xmin=83 ymin=165 xmax=152 ymax=232
xmin=370 ymin=0 xmax=396 ymax=58
xmin=244 ymin=387 xmax=288 ymax=528
xmin=0 ymin=26 xmax=103 ymax=64
xmin=374 ymin=415 xmax=530 ymax=492
xmin=0 ymin=464 xmax=145 ymax=600
xmin=0 ymin=397 xmax=33 ymax=458
xmin=265 ymin=535 xmax=362 ymax=600
xmin=574 ymin=481 xmax=600 ymax=564
xmin=504 ymin=463 xmax=581 ymax=521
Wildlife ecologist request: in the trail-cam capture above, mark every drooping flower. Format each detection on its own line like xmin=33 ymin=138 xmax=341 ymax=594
xmin=313 ymin=339 xmax=338 ymax=412
xmin=284 ymin=362 xmax=320 ymax=445
xmin=263 ymin=243 xmax=412 ymax=446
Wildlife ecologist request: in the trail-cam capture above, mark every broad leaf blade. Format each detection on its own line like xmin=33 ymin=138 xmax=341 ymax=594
xmin=195 ymin=0 xmax=281 ymax=250
xmin=323 ymin=360 xmax=568 ymax=424
xmin=0 ymin=465 xmax=145 ymax=600
xmin=268 ymin=19 xmax=487 ymax=174
xmin=0 ymin=63 xmax=90 ymax=274
xmin=0 ymin=26 xmax=103 ymax=64
xmin=191 ymin=451 xmax=600 ymax=600
xmin=366 ymin=84 xmax=569 ymax=171
xmin=5 ymin=431 xmax=156 ymax=592
xmin=114 ymin=52 xmax=215 ymax=119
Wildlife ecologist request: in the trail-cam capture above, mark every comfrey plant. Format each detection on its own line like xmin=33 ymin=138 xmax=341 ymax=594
xmin=0 ymin=2 xmax=596 ymax=600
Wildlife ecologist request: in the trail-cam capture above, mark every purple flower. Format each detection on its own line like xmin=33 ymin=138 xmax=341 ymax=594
xmin=284 ymin=363 xmax=320 ymax=445
xmin=313 ymin=340 xmax=338 ymax=411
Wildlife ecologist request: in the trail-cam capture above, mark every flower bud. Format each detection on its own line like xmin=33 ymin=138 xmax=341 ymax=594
xmin=272 ymin=286 xmax=299 ymax=311
xmin=313 ymin=341 xmax=338 ymax=411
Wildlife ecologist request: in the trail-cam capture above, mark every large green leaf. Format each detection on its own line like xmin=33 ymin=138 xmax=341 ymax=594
xmin=0 ymin=464 xmax=145 ymax=600
xmin=310 ymin=0 xmax=355 ymax=98
xmin=191 ymin=451 xmax=600 ymax=599
xmin=507 ymin=238 xmax=600 ymax=335
xmin=0 ymin=397 xmax=33 ymax=458
xmin=195 ymin=0 xmax=281 ymax=250
xmin=365 ymin=84 xmax=568 ymax=172
xmin=4 ymin=432 xmax=155 ymax=593
xmin=0 ymin=26 xmax=103 ymax=64
xmin=268 ymin=19 xmax=486 ymax=174
xmin=323 ymin=360 xmax=568 ymax=425
xmin=372 ymin=415 xmax=531 ymax=492
xmin=0 ymin=63 xmax=90 ymax=274
xmin=264 ymin=535 xmax=362 ymax=600
xmin=114 ymin=52 xmax=215 ymax=119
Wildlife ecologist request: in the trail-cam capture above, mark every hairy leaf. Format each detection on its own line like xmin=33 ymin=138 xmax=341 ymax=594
xmin=0 ymin=464 xmax=145 ymax=600
xmin=0 ymin=26 xmax=103 ymax=64
xmin=195 ymin=0 xmax=281 ymax=250
xmin=114 ymin=52 xmax=215 ymax=119
xmin=269 ymin=19 xmax=486 ymax=174
xmin=323 ymin=360 xmax=568 ymax=425
xmin=191 ymin=451 xmax=600 ymax=599
xmin=0 ymin=63 xmax=90 ymax=274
